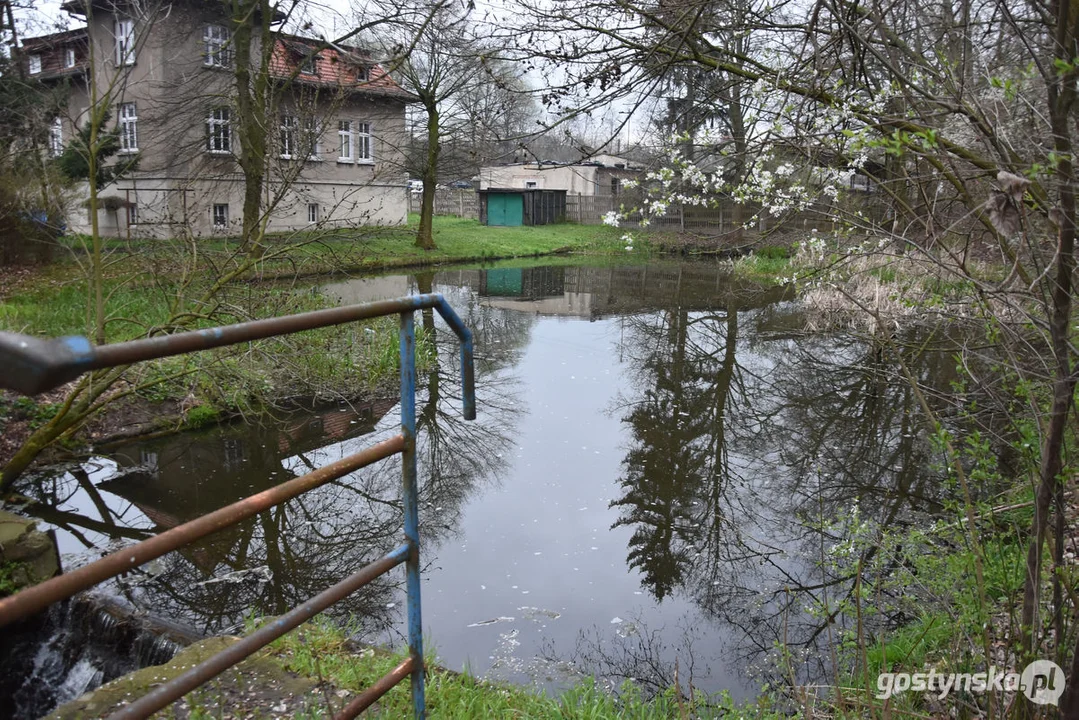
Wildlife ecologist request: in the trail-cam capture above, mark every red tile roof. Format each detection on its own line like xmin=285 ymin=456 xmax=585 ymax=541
xmin=269 ymin=34 xmax=416 ymax=101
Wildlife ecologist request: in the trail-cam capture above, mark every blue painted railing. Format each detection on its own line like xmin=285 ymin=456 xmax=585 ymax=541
xmin=0 ymin=294 xmax=476 ymax=719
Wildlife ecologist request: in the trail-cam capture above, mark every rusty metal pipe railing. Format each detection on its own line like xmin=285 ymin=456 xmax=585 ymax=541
xmin=107 ymin=544 xmax=411 ymax=720
xmin=335 ymin=657 xmax=415 ymax=719
xmin=0 ymin=294 xmax=479 ymax=718
xmin=0 ymin=294 xmax=476 ymax=422
xmin=0 ymin=435 xmax=405 ymax=628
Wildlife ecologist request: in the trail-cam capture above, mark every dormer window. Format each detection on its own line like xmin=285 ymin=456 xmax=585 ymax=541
xmin=300 ymin=53 xmax=318 ymax=75
xmin=28 ymin=55 xmax=42 ymax=74
xmin=356 ymin=65 xmax=369 ymax=82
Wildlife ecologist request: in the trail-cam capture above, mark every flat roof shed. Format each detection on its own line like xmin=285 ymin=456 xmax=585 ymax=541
xmin=478 ymin=189 xmax=567 ymax=226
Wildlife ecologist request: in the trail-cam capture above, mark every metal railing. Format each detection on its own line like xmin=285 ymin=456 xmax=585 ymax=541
xmin=0 ymin=294 xmax=476 ymax=719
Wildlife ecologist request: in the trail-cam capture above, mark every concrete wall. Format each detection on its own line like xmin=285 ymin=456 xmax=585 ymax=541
xmin=478 ymin=164 xmax=600 ymax=195
xmin=476 ymin=163 xmax=640 ymax=197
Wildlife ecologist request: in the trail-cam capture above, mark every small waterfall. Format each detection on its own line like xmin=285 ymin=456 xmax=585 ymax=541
xmin=0 ymin=594 xmax=200 ymax=719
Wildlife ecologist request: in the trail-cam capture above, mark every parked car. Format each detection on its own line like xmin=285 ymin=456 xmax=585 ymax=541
xmin=407 ymin=179 xmax=423 ymax=193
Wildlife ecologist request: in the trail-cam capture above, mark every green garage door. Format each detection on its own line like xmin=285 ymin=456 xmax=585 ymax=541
xmin=488 ymin=193 xmax=524 ymax=226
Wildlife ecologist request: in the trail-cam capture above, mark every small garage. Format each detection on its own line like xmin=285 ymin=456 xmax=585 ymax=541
xmin=479 ymin=189 xmax=567 ymax=227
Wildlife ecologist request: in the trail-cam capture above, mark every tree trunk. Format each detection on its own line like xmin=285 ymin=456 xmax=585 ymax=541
xmin=415 ymin=98 xmax=439 ymax=250
xmin=1022 ymin=7 xmax=1077 ymax=688
xmin=232 ymin=0 xmax=270 ymax=257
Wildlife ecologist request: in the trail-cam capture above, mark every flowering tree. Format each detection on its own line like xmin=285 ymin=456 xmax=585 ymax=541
xmin=515 ymin=0 xmax=1079 ymax=712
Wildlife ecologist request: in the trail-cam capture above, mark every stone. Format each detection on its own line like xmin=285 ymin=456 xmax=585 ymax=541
xmin=0 ymin=509 xmax=60 ymax=592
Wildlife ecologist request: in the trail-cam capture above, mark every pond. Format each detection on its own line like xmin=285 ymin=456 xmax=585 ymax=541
xmin=10 ymin=259 xmax=968 ymax=713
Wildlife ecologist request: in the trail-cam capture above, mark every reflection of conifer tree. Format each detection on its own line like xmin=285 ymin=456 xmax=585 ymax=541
xmin=612 ymin=307 xmax=738 ymax=601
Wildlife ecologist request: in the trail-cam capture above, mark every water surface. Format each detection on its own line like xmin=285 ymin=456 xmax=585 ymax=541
xmin=17 ymin=260 xmax=965 ymax=705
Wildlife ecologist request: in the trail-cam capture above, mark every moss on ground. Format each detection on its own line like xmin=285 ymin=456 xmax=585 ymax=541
xmin=49 ymin=622 xmax=780 ymax=720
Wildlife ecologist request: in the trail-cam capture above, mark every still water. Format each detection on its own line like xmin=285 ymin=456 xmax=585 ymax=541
xmin=15 ymin=260 xmax=962 ymax=706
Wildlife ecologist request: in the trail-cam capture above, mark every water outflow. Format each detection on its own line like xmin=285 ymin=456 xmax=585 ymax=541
xmin=0 ymin=594 xmax=196 ymax=719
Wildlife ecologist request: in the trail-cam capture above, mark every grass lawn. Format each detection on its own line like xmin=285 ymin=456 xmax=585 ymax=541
xmin=52 ymin=215 xmax=647 ymax=283
xmin=252 ymin=215 xmax=643 ymax=277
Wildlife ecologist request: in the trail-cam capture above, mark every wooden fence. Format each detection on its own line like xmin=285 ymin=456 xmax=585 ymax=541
xmin=565 ymin=194 xmax=839 ymax=235
xmin=407 ymin=189 xmax=479 ymax=219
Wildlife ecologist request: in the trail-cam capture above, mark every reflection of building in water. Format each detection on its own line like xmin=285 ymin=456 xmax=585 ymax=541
xmin=99 ymin=398 xmax=397 ymax=572
xmin=322 ymin=275 xmax=414 ymax=305
xmin=435 ymin=265 xmax=792 ymax=319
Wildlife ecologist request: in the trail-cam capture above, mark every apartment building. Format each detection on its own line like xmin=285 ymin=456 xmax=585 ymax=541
xmin=24 ymin=0 xmax=414 ymax=237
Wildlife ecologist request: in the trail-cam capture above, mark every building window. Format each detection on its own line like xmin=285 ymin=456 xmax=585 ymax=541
xmin=127 ymin=204 xmax=139 ymax=225
xmin=212 ymin=203 xmax=228 ymax=228
xmin=28 ymin=54 xmax=42 ymax=74
xmin=65 ymin=48 xmax=76 ymax=68
xmin=356 ymin=122 xmax=372 ymax=162
xmin=118 ymin=102 xmax=138 ymax=152
xmin=48 ymin=117 xmax=63 ymax=157
xmin=525 ymin=181 xmax=537 ymax=189
xmin=139 ymin=448 xmax=158 ymax=472
xmin=303 ymin=117 xmax=321 ymax=160
xmin=299 ymin=53 xmax=318 ymax=75
xmin=280 ymin=115 xmax=296 ymax=158
xmin=115 ymin=17 xmax=135 ymax=66
xmin=611 ymin=178 xmax=621 ymax=196
xmin=307 ymin=203 xmax=319 ymax=223
xmin=204 ymin=24 xmax=231 ymax=67
xmin=356 ymin=65 xmax=369 ymax=82
xmin=338 ymin=120 xmax=353 ymax=162
xmin=207 ymin=107 xmax=231 ymax=153
xmin=223 ymin=438 xmax=246 ymax=469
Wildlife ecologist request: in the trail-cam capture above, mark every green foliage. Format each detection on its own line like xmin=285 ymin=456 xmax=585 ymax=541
xmin=260 ymin=618 xmax=782 ymax=719
xmin=0 ymin=561 xmax=28 ymax=597
xmin=0 ymin=395 xmax=60 ymax=432
xmin=56 ymin=109 xmax=140 ymax=189
xmin=183 ymin=404 xmax=219 ymax=429
xmin=732 ymin=251 xmax=791 ymax=281
xmin=756 ymin=243 xmax=792 ymax=260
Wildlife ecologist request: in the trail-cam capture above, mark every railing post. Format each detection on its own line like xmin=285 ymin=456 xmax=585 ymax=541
xmin=398 ymin=310 xmax=426 ymax=719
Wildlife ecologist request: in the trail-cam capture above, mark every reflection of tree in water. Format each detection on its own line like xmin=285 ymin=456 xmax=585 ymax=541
xmin=542 ymin=613 xmax=708 ymax=698
xmin=609 ymin=295 xmax=982 ymax=688
xmin=414 ymin=274 xmax=530 ymax=538
xmin=16 ymin=286 xmax=531 ymax=638
xmin=612 ymin=305 xmax=751 ymax=603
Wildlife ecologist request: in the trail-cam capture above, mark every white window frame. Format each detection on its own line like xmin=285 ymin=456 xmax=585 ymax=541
xmin=356 ymin=121 xmax=372 ymax=163
xmin=212 ymin=203 xmax=229 ymax=228
xmin=307 ymin=203 xmax=319 ymax=224
xmin=204 ymin=24 xmax=231 ymax=68
xmin=300 ymin=53 xmax=318 ymax=75
xmin=28 ymin=54 xmax=42 ymax=74
xmin=118 ymin=102 xmax=138 ymax=153
xmin=65 ymin=47 xmax=76 ymax=68
xmin=127 ymin=204 xmax=139 ymax=225
xmin=280 ymin=115 xmax=296 ymax=158
xmin=303 ymin=117 xmax=321 ymax=160
xmin=48 ymin=117 xmax=63 ymax=157
xmin=207 ymin=107 xmax=232 ymax=154
xmin=337 ymin=120 xmax=353 ymax=163
xmin=115 ymin=17 xmax=135 ymax=66
xmin=356 ymin=65 xmax=369 ymax=83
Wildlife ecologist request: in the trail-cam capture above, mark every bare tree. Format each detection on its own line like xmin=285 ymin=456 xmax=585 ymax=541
xmin=372 ymin=0 xmax=492 ymax=249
